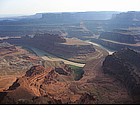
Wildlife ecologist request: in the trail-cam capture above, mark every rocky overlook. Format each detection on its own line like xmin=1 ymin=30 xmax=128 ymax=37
xmin=0 ymin=65 xmax=94 ymax=104
xmin=103 ymin=48 xmax=140 ymax=96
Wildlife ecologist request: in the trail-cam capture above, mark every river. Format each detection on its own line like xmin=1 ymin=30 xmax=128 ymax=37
xmin=27 ymin=41 xmax=114 ymax=68
xmin=87 ymin=41 xmax=114 ymax=55
xmin=30 ymin=47 xmax=85 ymax=67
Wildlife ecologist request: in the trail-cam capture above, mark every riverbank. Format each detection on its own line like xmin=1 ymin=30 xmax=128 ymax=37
xmin=87 ymin=41 xmax=114 ymax=55
xmin=30 ymin=47 xmax=85 ymax=67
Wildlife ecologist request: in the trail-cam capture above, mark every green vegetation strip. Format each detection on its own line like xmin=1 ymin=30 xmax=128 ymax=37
xmin=69 ymin=65 xmax=84 ymax=81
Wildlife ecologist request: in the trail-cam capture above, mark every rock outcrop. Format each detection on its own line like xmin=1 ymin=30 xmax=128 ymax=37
xmin=90 ymin=36 xmax=140 ymax=51
xmin=103 ymin=48 xmax=140 ymax=96
xmin=0 ymin=65 xmax=94 ymax=104
xmin=99 ymin=31 xmax=137 ymax=44
xmin=3 ymin=33 xmax=95 ymax=62
xmin=110 ymin=11 xmax=140 ymax=28
xmin=5 ymin=33 xmax=66 ymax=46
xmin=41 ymin=12 xmax=117 ymax=24
xmin=112 ymin=11 xmax=140 ymax=22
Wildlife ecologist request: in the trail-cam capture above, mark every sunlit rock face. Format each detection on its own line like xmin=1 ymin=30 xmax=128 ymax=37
xmin=0 ymin=65 xmax=94 ymax=104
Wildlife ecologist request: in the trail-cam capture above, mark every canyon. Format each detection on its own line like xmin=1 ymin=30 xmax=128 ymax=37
xmin=0 ymin=11 xmax=140 ymax=104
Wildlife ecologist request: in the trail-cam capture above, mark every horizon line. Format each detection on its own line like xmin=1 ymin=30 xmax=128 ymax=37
xmin=0 ymin=10 xmax=139 ymax=18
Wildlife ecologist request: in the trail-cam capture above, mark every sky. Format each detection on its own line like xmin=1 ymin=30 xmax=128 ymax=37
xmin=0 ymin=0 xmax=140 ymax=16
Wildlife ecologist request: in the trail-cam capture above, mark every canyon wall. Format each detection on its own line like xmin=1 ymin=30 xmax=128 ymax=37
xmin=103 ymin=49 xmax=140 ymax=96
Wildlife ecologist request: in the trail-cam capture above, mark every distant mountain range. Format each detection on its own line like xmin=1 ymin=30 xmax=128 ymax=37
xmin=112 ymin=11 xmax=140 ymax=21
xmin=0 ymin=11 xmax=119 ymax=21
xmin=0 ymin=13 xmax=43 ymax=21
